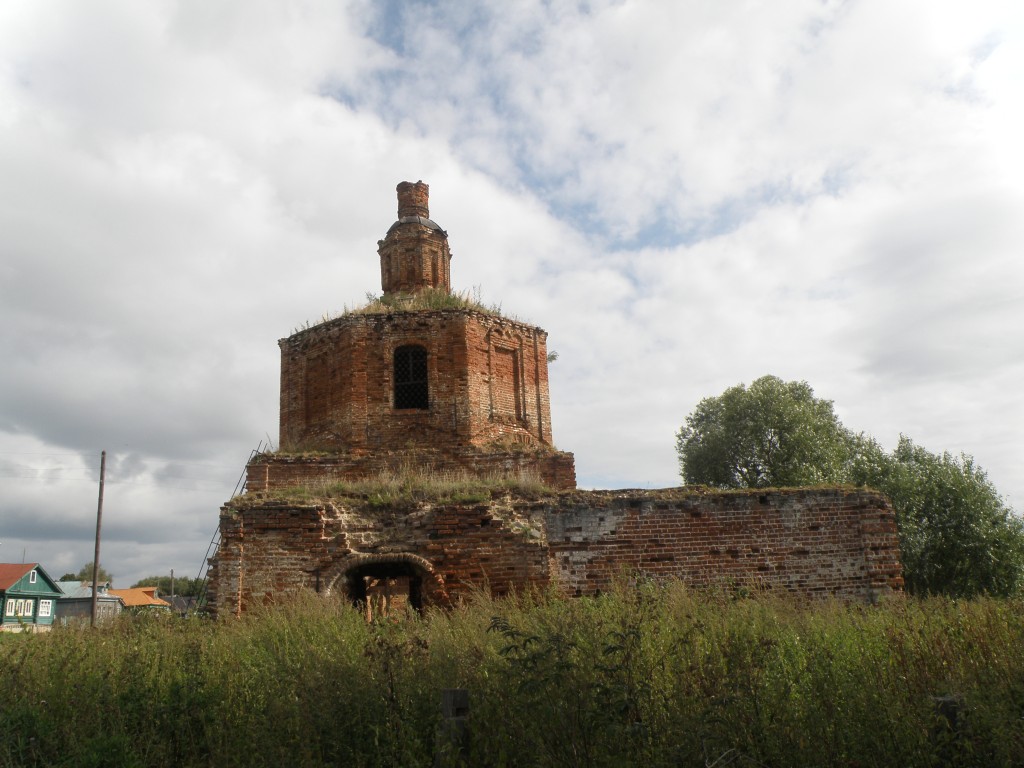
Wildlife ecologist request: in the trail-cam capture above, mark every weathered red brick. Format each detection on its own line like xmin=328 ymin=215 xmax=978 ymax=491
xmin=206 ymin=182 xmax=904 ymax=618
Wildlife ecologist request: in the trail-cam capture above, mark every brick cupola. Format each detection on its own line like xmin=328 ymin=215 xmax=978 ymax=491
xmin=377 ymin=180 xmax=452 ymax=296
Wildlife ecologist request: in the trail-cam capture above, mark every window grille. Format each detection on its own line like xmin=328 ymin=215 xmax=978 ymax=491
xmin=394 ymin=345 xmax=428 ymax=409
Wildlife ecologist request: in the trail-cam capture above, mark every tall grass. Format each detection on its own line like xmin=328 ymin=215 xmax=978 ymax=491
xmin=345 ymin=288 xmax=506 ymax=319
xmin=2 ymin=585 xmax=1022 ymax=767
xmin=258 ymin=467 xmax=555 ymax=507
xmin=290 ymin=287 xmax=514 ymax=336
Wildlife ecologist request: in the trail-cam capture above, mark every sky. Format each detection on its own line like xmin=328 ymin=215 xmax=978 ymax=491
xmin=1 ymin=0 xmax=1022 ymax=589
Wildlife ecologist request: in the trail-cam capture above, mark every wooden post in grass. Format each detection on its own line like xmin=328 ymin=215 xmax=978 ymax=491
xmin=435 ymin=688 xmax=469 ymax=767
xmin=930 ymin=695 xmax=962 ymax=765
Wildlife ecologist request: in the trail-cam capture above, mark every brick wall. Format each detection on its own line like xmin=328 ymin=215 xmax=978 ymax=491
xmin=207 ymin=487 xmax=903 ymax=617
xmin=245 ymin=448 xmax=577 ymax=491
xmin=278 ymin=309 xmax=562 ymax=461
xmin=209 ymin=180 xmax=904 ymax=617
xmin=378 ymin=180 xmax=452 ymax=294
xmin=545 ymin=489 xmax=903 ymax=599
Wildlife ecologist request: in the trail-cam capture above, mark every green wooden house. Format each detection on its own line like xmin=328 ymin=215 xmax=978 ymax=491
xmin=0 ymin=563 xmax=63 ymax=632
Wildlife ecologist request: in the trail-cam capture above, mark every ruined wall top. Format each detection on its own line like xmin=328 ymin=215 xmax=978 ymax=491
xmin=397 ymin=180 xmax=430 ymax=219
xmin=378 ymin=180 xmax=452 ymax=295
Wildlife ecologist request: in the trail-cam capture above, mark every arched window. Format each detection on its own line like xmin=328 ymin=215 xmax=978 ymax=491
xmin=394 ymin=345 xmax=428 ymax=409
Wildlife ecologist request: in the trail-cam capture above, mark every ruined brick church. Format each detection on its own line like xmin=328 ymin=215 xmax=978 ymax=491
xmin=207 ymin=182 xmax=902 ymax=617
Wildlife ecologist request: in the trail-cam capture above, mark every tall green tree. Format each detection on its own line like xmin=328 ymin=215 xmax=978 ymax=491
xmin=677 ymin=376 xmax=1024 ymax=597
xmin=675 ymin=375 xmax=852 ymax=488
xmin=60 ymin=561 xmax=113 ymax=584
xmin=131 ymin=575 xmax=203 ymax=597
xmin=850 ymin=436 xmax=1024 ymax=597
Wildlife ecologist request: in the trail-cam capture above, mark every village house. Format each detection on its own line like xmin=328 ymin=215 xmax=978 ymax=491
xmin=55 ymin=579 xmax=125 ymax=625
xmin=0 ymin=563 xmax=63 ymax=633
xmin=109 ymin=587 xmax=173 ymax=612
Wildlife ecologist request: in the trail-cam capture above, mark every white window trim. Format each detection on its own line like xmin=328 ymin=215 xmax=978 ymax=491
xmin=4 ymin=599 xmax=14 ymax=617
xmin=39 ymin=600 xmax=52 ymax=618
xmin=29 ymin=570 xmax=37 ymax=584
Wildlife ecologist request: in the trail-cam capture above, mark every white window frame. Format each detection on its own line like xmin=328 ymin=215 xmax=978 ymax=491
xmin=29 ymin=570 xmax=37 ymax=584
xmin=23 ymin=599 xmax=33 ymax=617
xmin=38 ymin=600 xmax=52 ymax=618
xmin=4 ymin=599 xmax=14 ymax=617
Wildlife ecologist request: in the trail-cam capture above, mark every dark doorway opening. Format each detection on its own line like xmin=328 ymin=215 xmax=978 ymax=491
xmin=344 ymin=560 xmax=424 ymax=619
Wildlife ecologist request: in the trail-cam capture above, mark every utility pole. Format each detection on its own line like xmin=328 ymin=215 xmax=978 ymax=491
xmin=90 ymin=450 xmax=106 ymax=628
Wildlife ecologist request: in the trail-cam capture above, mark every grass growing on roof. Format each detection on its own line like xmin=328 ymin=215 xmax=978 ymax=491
xmin=289 ymin=287 xmax=522 ymax=334
xmin=254 ymin=466 xmax=555 ymax=507
xmin=344 ymin=287 xmax=507 ymax=318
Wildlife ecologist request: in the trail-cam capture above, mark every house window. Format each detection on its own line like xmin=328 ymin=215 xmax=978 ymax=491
xmin=393 ymin=345 xmax=428 ymax=410
xmin=4 ymin=599 xmax=14 ymax=617
xmin=29 ymin=570 xmax=37 ymax=584
xmin=39 ymin=600 xmax=52 ymax=618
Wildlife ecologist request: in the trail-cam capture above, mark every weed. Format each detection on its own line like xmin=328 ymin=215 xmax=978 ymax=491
xmin=263 ymin=467 xmax=554 ymax=509
xmin=344 ymin=287 xmax=508 ymax=319
xmin=2 ymin=589 xmax=1023 ymax=766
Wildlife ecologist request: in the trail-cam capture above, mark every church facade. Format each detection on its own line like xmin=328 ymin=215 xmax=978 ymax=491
xmin=206 ymin=182 xmax=902 ymax=617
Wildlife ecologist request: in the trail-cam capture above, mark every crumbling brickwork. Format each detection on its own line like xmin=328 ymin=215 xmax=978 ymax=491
xmin=206 ymin=488 xmax=903 ymax=617
xmin=378 ymin=181 xmax=452 ymax=295
xmin=245 ymin=448 xmax=577 ymax=493
xmin=273 ymin=180 xmax=573 ymax=487
xmin=279 ymin=310 xmax=557 ymax=454
xmin=544 ymin=489 xmax=902 ymax=599
xmin=207 ymin=180 xmax=904 ymax=617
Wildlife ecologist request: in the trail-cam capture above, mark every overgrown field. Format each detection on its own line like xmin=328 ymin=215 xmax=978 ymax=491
xmin=2 ymin=585 xmax=1023 ymax=767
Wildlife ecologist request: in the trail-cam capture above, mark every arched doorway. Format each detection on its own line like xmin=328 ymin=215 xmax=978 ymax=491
xmin=324 ymin=553 xmax=445 ymax=619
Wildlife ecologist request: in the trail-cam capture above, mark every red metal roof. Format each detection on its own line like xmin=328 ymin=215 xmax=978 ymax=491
xmin=0 ymin=563 xmax=36 ymax=591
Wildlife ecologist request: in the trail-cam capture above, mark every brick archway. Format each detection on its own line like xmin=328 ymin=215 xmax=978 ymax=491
xmin=321 ymin=553 xmax=449 ymax=613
